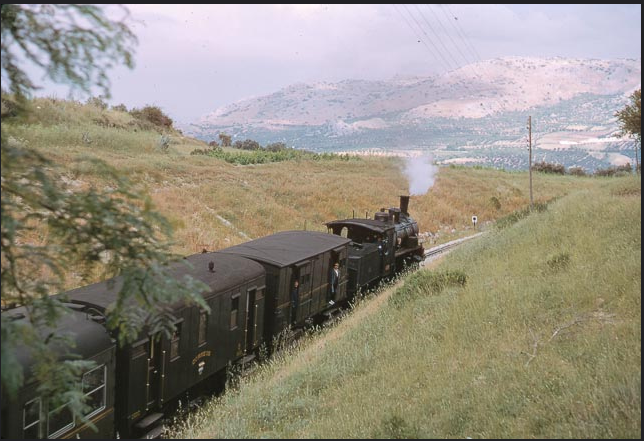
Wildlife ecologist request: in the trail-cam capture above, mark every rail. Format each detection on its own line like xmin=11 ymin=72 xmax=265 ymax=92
xmin=422 ymin=232 xmax=484 ymax=263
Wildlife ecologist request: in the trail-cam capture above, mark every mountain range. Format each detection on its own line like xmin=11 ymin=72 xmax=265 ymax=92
xmin=184 ymin=57 xmax=641 ymax=171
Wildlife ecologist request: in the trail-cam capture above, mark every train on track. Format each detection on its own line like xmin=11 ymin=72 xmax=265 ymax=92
xmin=1 ymin=196 xmax=424 ymax=439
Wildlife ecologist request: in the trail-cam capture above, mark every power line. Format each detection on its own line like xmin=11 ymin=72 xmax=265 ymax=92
xmin=411 ymin=4 xmax=460 ymax=72
xmin=391 ymin=4 xmax=452 ymax=73
xmin=424 ymin=4 xmax=481 ymax=80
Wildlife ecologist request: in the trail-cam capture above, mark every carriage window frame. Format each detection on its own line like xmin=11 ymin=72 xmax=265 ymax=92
xmin=23 ymin=397 xmax=41 ymax=439
xmin=47 ymin=401 xmax=74 ymax=438
xmin=82 ymin=364 xmax=106 ymax=419
xmin=230 ymin=292 xmax=240 ymax=330
xmin=198 ymin=309 xmax=208 ymax=347
xmin=170 ymin=322 xmax=182 ymax=360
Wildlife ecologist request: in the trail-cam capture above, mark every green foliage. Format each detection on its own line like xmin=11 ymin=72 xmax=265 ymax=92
xmin=111 ymin=103 xmax=128 ymax=112
xmin=1 ymin=143 xmax=210 ymax=394
xmin=158 ymin=134 xmax=171 ymax=152
xmin=567 ymin=166 xmax=587 ymax=177
xmin=495 ymin=201 xmax=549 ymax=229
xmin=0 ymin=3 xmax=209 ymax=424
xmin=391 ymin=269 xmax=467 ymax=308
xmin=532 ymin=161 xmax=566 ymax=175
xmin=129 ymin=105 xmax=174 ymax=131
xmin=0 ymin=4 xmax=136 ymax=100
xmin=489 ymin=196 xmax=502 ymax=210
xmin=206 ymin=148 xmax=357 ymax=165
xmin=615 ymin=89 xmax=641 ymax=142
xmin=373 ymin=415 xmax=421 ymax=439
xmin=594 ymin=163 xmax=632 ymax=177
xmin=546 ymin=252 xmax=571 ymax=272
xmin=85 ymin=95 xmax=108 ymax=110
xmin=218 ymin=132 xmax=232 ymax=147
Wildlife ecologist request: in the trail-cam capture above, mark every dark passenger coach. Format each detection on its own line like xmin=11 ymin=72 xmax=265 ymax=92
xmin=220 ymin=230 xmax=351 ymax=337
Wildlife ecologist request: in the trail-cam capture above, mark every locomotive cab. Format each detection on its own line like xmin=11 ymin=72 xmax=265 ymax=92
xmin=326 ymin=196 xmax=425 ymax=294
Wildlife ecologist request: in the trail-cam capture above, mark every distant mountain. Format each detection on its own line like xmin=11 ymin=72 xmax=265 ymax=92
xmin=184 ymin=57 xmax=641 ymax=171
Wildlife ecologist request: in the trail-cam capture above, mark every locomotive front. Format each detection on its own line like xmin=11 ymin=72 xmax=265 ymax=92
xmin=326 ymin=195 xmax=425 ymax=295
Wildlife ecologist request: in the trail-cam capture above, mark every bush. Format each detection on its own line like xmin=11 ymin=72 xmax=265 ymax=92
xmin=130 ymin=105 xmax=173 ymax=131
xmin=594 ymin=163 xmax=632 ymax=177
xmin=532 ymin=161 xmax=565 ymax=174
xmin=546 ymin=252 xmax=571 ymax=272
xmin=568 ymin=166 xmax=587 ymax=177
xmin=391 ymin=269 xmax=467 ymax=308
xmin=86 ymin=95 xmax=108 ymax=110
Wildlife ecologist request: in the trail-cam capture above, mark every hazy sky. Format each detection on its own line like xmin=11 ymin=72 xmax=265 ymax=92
xmin=29 ymin=4 xmax=642 ymax=124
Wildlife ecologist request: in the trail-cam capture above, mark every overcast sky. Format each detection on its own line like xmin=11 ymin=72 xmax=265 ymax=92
xmin=29 ymin=4 xmax=642 ymax=124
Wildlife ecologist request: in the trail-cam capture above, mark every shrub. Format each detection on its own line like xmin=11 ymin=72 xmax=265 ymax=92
xmin=265 ymin=142 xmax=287 ymax=152
xmin=112 ymin=103 xmax=128 ymax=112
xmin=158 ymin=134 xmax=171 ymax=152
xmin=391 ymin=269 xmax=467 ymax=308
xmin=130 ymin=105 xmax=173 ymax=131
xmin=495 ymin=201 xmax=549 ymax=229
xmin=532 ymin=161 xmax=565 ymax=175
xmin=86 ymin=95 xmax=108 ymax=110
xmin=568 ymin=166 xmax=587 ymax=177
xmin=546 ymin=252 xmax=571 ymax=272
xmin=594 ymin=163 xmax=632 ymax=177
xmin=490 ymin=196 xmax=502 ymax=210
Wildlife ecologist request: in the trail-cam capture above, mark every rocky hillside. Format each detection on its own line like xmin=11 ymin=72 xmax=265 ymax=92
xmin=185 ymin=57 xmax=641 ymax=171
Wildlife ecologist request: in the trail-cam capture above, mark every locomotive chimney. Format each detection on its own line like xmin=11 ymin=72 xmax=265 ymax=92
xmin=400 ymin=195 xmax=410 ymax=215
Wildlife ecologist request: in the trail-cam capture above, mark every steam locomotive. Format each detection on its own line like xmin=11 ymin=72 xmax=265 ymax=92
xmin=1 ymin=196 xmax=424 ymax=439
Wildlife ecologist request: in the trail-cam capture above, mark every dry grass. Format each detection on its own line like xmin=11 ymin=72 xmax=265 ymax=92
xmin=1 ymin=97 xmax=620 ymax=280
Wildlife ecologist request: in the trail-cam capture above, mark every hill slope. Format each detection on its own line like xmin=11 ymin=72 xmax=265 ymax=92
xmin=185 ymin=57 xmax=641 ymax=171
xmin=173 ymin=175 xmax=641 ymax=439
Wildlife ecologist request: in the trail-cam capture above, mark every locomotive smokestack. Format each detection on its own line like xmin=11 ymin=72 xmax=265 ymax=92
xmin=400 ymin=195 xmax=410 ymax=215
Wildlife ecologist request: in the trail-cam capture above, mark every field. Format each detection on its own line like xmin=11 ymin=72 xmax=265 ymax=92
xmin=4 ymin=98 xmax=640 ymax=437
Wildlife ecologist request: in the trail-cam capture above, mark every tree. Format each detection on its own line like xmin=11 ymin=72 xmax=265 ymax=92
xmin=615 ymin=89 xmax=641 ymax=172
xmin=218 ymin=132 xmax=232 ymax=147
xmin=1 ymin=4 xmax=135 ymax=100
xmin=1 ymin=4 xmax=208 ymax=420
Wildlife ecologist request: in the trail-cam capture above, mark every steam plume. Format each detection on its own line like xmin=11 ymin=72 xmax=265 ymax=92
xmin=404 ymin=153 xmax=438 ymax=195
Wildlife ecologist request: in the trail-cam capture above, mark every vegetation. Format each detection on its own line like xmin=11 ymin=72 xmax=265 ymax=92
xmin=170 ymin=175 xmax=640 ymax=439
xmin=531 ymin=160 xmax=565 ymax=175
xmin=1 ymin=4 xmax=207 ymax=421
xmin=3 ymin=92 xmax=640 ymax=437
xmin=615 ymin=88 xmax=641 ymax=172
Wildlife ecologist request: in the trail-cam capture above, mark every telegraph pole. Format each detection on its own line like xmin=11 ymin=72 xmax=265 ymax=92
xmin=528 ymin=116 xmax=533 ymax=210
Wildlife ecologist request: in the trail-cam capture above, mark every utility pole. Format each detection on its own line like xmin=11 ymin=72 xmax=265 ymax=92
xmin=528 ymin=116 xmax=533 ymax=210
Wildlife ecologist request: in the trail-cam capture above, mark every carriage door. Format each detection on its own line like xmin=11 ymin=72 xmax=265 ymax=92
xmin=244 ymin=287 xmax=257 ymax=354
xmin=296 ymin=261 xmax=312 ymax=317
xmin=332 ymin=247 xmax=348 ymax=298
xmin=146 ymin=334 xmax=163 ymax=410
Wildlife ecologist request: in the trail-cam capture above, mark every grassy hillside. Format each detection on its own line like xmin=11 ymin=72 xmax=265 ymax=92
xmin=172 ymin=175 xmax=640 ymax=439
xmin=4 ymin=98 xmax=601 ymax=255
xmin=4 ymin=97 xmax=640 ymax=437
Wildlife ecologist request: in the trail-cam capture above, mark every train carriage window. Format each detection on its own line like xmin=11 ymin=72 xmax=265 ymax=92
xmin=82 ymin=365 xmax=106 ymax=418
xmin=23 ymin=397 xmax=41 ymax=438
xmin=198 ymin=310 xmax=208 ymax=346
xmin=170 ymin=323 xmax=182 ymax=360
xmin=256 ymin=286 xmax=265 ymax=300
xmin=131 ymin=341 xmax=146 ymax=359
xmin=230 ymin=293 xmax=240 ymax=330
xmin=47 ymin=402 xmax=74 ymax=438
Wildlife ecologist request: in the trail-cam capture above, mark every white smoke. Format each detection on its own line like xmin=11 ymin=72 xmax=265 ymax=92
xmin=403 ymin=153 xmax=439 ymax=195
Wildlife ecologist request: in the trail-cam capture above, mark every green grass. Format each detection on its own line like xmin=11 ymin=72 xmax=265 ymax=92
xmin=4 ymin=95 xmax=640 ymax=438
xmin=171 ymin=176 xmax=640 ymax=439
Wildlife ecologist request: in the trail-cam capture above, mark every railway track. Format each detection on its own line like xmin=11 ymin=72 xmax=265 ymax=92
xmin=422 ymin=232 xmax=484 ymax=265
xmin=161 ymin=231 xmax=485 ymax=438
